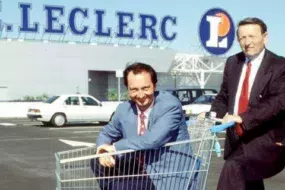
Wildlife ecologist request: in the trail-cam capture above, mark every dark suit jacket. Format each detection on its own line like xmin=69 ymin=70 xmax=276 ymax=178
xmin=211 ymin=49 xmax=285 ymax=179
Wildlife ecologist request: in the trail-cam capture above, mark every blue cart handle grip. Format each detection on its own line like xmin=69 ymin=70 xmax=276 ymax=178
xmin=210 ymin=121 xmax=235 ymax=133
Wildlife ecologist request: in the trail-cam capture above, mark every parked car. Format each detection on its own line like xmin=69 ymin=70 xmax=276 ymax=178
xmin=166 ymin=88 xmax=217 ymax=105
xmin=182 ymin=94 xmax=217 ymax=117
xmin=27 ymin=94 xmax=122 ymax=127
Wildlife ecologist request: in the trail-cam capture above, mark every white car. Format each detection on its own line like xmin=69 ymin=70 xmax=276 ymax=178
xmin=27 ymin=94 xmax=122 ymax=127
xmin=182 ymin=94 xmax=217 ymax=116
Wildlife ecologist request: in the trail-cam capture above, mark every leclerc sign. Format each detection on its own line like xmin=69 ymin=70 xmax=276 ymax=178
xmin=199 ymin=8 xmax=235 ymax=55
xmin=7 ymin=3 xmax=177 ymax=42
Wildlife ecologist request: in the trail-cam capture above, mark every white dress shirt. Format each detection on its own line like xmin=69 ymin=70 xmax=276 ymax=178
xmin=234 ymin=49 xmax=265 ymax=114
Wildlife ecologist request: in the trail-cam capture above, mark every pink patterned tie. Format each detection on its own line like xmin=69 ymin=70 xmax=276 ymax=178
xmin=137 ymin=112 xmax=147 ymax=173
xmin=139 ymin=112 xmax=146 ymax=136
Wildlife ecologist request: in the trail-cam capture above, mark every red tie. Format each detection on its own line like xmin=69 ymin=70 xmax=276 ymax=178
xmin=236 ymin=62 xmax=252 ymax=136
xmin=138 ymin=112 xmax=146 ymax=136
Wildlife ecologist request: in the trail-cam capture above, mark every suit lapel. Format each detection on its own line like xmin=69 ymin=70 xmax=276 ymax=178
xmin=227 ymin=55 xmax=246 ymax=141
xmin=249 ymin=50 xmax=273 ymax=101
xmin=126 ymin=101 xmax=138 ymax=135
xmin=147 ymin=92 xmax=159 ymax=130
xmin=148 ymin=104 xmax=155 ymax=130
xmin=228 ymin=55 xmax=244 ymax=114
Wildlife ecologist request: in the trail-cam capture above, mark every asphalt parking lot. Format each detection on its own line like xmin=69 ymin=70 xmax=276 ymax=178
xmin=0 ymin=118 xmax=284 ymax=190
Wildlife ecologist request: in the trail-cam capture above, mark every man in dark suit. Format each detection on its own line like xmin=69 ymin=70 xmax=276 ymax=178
xmin=91 ymin=62 xmax=193 ymax=190
xmin=211 ymin=17 xmax=285 ymax=190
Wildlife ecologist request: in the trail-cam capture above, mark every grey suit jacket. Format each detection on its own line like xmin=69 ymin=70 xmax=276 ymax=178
xmin=211 ymin=49 xmax=285 ymax=179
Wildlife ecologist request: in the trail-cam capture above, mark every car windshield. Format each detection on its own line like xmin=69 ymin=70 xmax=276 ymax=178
xmin=193 ymin=95 xmax=216 ymax=104
xmin=44 ymin=96 xmax=59 ymax=104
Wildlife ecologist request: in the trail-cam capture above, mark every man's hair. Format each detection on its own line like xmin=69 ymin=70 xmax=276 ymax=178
xmin=123 ymin=62 xmax=157 ymax=87
xmin=237 ymin=17 xmax=267 ymax=35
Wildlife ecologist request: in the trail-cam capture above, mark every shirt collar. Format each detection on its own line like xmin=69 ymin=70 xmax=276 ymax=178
xmin=246 ymin=48 xmax=265 ymax=63
xmin=136 ymin=100 xmax=154 ymax=119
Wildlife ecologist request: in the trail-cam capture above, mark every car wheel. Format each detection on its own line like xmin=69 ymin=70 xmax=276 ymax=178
xmin=42 ymin=121 xmax=51 ymax=126
xmin=51 ymin=113 xmax=66 ymax=127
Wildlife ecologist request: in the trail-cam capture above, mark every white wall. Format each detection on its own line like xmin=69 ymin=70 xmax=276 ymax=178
xmin=0 ymin=40 xmax=176 ymax=100
xmin=0 ymin=86 xmax=8 ymax=100
xmin=0 ymin=102 xmax=39 ymax=118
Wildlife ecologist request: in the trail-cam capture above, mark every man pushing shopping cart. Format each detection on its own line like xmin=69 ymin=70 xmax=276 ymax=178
xmin=55 ymin=62 xmax=234 ymax=190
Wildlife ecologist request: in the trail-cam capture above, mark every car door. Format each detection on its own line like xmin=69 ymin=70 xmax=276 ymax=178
xmin=190 ymin=90 xmax=202 ymax=103
xmin=80 ymin=96 xmax=104 ymax=121
xmin=62 ymin=96 xmax=83 ymax=122
xmin=177 ymin=90 xmax=191 ymax=105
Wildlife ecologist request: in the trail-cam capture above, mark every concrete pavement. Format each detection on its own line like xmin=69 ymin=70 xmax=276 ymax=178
xmin=0 ymin=118 xmax=284 ymax=189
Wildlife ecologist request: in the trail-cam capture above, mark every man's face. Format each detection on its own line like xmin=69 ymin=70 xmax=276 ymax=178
xmin=237 ymin=24 xmax=268 ymax=58
xmin=127 ymin=71 xmax=155 ymax=112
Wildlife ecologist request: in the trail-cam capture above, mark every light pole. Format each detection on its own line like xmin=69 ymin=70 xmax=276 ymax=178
xmin=116 ymin=70 xmax=123 ymax=101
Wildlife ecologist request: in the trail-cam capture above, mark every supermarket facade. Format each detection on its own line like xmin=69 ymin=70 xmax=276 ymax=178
xmin=0 ymin=1 xmax=225 ymax=100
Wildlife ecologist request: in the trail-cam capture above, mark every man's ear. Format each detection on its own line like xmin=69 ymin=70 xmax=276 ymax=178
xmin=263 ymin=32 xmax=268 ymax=45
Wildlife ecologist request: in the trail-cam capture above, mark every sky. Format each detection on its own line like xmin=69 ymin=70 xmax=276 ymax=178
xmin=1 ymin=0 xmax=285 ymax=57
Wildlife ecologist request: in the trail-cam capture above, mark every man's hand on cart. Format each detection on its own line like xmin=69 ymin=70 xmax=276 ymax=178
xmin=276 ymin=142 xmax=285 ymax=147
xmin=197 ymin=112 xmax=206 ymax=121
xmin=196 ymin=112 xmax=238 ymax=133
xmin=96 ymin=144 xmax=116 ymax=168
xmin=222 ymin=113 xmax=242 ymax=124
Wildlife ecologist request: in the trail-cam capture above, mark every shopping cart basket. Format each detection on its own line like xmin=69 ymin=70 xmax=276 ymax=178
xmin=55 ymin=119 xmax=234 ymax=190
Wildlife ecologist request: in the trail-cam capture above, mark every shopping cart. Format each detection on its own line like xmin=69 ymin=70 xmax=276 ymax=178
xmin=55 ymin=119 xmax=234 ymax=190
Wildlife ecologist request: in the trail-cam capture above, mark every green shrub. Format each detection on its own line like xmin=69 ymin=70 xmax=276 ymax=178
xmin=107 ymin=88 xmax=129 ymax=101
xmin=22 ymin=93 xmax=49 ymax=101
xmin=23 ymin=95 xmax=35 ymax=101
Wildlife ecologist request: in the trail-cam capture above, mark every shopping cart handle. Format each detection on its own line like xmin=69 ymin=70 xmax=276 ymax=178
xmin=210 ymin=121 xmax=235 ymax=133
